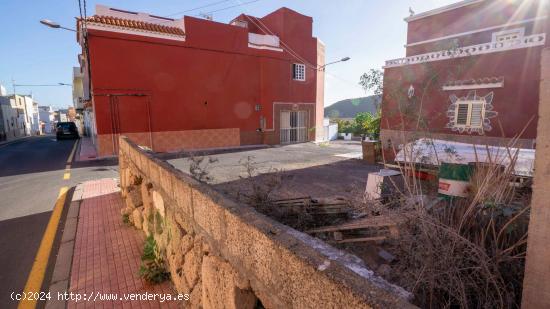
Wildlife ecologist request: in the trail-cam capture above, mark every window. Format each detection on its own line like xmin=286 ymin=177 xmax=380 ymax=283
xmin=454 ymin=100 xmax=485 ymax=129
xmin=492 ymin=28 xmax=524 ymax=43
xmin=292 ymin=63 xmax=306 ymax=81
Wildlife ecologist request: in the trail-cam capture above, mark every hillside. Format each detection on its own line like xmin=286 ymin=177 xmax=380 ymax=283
xmin=324 ymin=95 xmax=381 ymax=119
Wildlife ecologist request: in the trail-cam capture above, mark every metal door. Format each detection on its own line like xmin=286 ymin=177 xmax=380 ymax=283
xmin=108 ymin=94 xmax=152 ymax=154
xmin=280 ymin=110 xmax=308 ymax=144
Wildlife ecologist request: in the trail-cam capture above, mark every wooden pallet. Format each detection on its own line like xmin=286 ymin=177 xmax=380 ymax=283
xmin=307 ymin=215 xmax=403 ymax=244
xmin=271 ymin=197 xmax=351 ymax=216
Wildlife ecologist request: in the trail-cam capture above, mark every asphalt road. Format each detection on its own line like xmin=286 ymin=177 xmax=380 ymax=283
xmin=0 ymin=136 xmax=118 ymax=309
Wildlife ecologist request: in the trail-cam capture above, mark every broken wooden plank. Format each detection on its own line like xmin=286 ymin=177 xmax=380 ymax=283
xmin=327 ymin=236 xmax=387 ymax=244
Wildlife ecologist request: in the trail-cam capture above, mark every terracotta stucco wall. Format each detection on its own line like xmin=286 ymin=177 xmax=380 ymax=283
xmin=86 ymin=9 xmax=321 ymax=154
xmin=380 ymin=48 xmax=542 ymax=151
xmin=405 ymin=0 xmax=547 ymax=56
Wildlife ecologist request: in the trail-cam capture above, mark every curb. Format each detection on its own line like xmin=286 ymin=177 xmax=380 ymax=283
xmin=44 ymin=184 xmax=83 ymax=309
xmin=0 ymin=136 xmax=33 ymax=148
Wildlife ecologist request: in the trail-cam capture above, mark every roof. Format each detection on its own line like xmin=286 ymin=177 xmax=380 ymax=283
xmin=405 ymin=0 xmax=485 ymax=22
xmin=84 ymin=15 xmax=185 ymax=36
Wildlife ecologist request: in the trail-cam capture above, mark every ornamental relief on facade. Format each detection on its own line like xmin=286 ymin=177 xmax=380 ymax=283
xmin=445 ymin=91 xmax=498 ymax=135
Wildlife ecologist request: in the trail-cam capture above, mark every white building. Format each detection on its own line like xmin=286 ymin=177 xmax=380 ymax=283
xmin=38 ymin=106 xmax=55 ymax=134
xmin=0 ymin=95 xmax=27 ymax=140
xmin=32 ymin=102 xmax=41 ymax=135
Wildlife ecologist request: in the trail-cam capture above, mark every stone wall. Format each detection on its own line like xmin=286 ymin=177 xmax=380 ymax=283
xmin=118 ymin=136 xmax=414 ymax=308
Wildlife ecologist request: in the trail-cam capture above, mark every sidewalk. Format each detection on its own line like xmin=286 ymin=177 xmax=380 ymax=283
xmin=47 ymin=179 xmax=180 ymax=309
xmin=76 ymin=136 xmax=98 ymax=161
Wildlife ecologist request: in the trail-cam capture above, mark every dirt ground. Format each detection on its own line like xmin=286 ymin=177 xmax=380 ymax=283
xmin=167 ymin=141 xmax=391 ymax=275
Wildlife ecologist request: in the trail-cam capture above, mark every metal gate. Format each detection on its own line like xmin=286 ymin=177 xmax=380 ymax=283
xmin=280 ymin=110 xmax=308 ymax=144
xmin=101 ymin=93 xmax=152 ymax=155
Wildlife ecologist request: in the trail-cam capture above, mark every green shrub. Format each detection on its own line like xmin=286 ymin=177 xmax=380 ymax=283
xmin=122 ymin=213 xmax=130 ymax=226
xmin=139 ymin=235 xmax=170 ymax=284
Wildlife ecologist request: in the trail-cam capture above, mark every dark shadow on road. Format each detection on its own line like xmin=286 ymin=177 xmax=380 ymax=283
xmin=0 ymin=137 xmax=76 ymax=178
xmin=0 ymin=211 xmax=52 ymax=309
xmin=0 ymin=136 xmax=119 ymax=178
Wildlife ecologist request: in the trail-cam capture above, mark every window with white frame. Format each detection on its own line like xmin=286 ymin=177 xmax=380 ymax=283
xmin=492 ymin=28 xmax=524 ymax=43
xmin=454 ymin=99 xmax=484 ymax=129
xmin=292 ymin=63 xmax=306 ymax=81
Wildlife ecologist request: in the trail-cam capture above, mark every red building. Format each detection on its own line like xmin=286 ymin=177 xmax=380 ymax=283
xmin=76 ymin=5 xmax=325 ymax=157
xmin=381 ymin=0 xmax=549 ymax=160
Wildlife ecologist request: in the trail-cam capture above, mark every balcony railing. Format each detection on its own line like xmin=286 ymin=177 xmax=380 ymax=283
xmin=384 ymin=33 xmax=546 ymax=68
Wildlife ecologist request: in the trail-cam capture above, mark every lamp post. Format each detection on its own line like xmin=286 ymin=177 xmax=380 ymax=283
xmin=319 ymin=57 xmax=351 ymax=71
xmin=12 ymin=83 xmax=72 ymax=95
xmin=39 ymin=19 xmax=76 ymax=32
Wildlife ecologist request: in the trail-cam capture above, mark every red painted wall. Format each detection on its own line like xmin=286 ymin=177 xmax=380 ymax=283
xmin=86 ymin=8 xmax=320 ymax=146
xmin=381 ymin=0 xmax=549 ymax=149
xmin=382 ymin=47 xmax=543 ymax=139
xmin=406 ymin=0 xmax=547 ymax=56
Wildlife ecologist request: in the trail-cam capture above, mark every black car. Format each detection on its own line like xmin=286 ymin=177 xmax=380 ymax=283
xmin=56 ymin=122 xmax=79 ymax=140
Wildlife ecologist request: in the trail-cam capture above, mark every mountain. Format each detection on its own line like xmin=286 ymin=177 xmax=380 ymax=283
xmin=324 ymin=95 xmax=381 ymax=119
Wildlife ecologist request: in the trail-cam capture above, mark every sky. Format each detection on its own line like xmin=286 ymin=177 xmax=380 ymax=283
xmin=0 ymin=0 xmax=458 ymax=109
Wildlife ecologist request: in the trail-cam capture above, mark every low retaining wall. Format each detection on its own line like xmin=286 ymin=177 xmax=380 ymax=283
xmin=118 ymin=136 xmax=414 ymax=308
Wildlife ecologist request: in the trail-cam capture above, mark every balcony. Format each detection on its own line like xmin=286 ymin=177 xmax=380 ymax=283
xmin=385 ymin=33 xmax=546 ymax=68
xmin=72 ymin=67 xmax=84 ymax=110
xmin=248 ymin=32 xmax=283 ymax=52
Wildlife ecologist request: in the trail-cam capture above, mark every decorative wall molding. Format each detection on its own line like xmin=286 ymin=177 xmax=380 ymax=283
xmin=385 ymin=33 xmax=546 ymax=68
xmin=442 ymin=77 xmax=504 ymax=91
xmin=86 ymin=23 xmax=186 ymax=42
xmin=445 ymin=90 xmax=497 ymax=135
xmin=405 ymin=16 xmax=547 ymax=47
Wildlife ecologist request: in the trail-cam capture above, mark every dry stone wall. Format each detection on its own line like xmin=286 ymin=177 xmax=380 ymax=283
xmin=118 ymin=136 xmax=414 ymax=308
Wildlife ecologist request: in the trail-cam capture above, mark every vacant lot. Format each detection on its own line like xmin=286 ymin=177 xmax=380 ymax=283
xmin=167 ymin=141 xmax=381 ymax=200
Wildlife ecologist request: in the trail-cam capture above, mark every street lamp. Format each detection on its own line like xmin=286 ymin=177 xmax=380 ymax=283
xmin=40 ymin=19 xmax=76 ymax=32
xmin=319 ymin=57 xmax=351 ymax=71
xmin=12 ymin=82 xmax=72 ymax=96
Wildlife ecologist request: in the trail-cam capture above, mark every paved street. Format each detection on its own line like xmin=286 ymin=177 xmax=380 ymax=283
xmin=0 ymin=136 xmax=118 ymax=309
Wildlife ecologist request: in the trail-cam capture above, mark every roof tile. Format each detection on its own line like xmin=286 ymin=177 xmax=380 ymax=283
xmin=85 ymin=15 xmax=185 ymax=36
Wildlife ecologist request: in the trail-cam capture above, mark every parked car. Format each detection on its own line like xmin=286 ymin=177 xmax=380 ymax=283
xmin=56 ymin=122 xmax=79 ymax=140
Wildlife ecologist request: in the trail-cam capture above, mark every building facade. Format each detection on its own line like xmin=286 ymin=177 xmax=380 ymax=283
xmin=38 ymin=105 xmax=55 ymax=134
xmin=76 ymin=5 xmax=325 ymax=157
xmin=380 ymin=0 xmax=549 ymax=160
xmin=0 ymin=95 xmax=30 ymax=141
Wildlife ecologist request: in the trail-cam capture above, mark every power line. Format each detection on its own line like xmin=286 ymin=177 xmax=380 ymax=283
xmin=203 ymin=0 xmax=261 ymax=15
xmin=236 ymin=2 xmax=317 ymax=70
xmin=164 ymin=0 xmax=233 ymax=16
xmin=139 ymin=0 xmax=262 ymax=25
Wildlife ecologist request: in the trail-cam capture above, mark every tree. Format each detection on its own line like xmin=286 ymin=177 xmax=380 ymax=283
xmin=357 ymin=69 xmax=384 ymax=139
xmin=353 ymin=111 xmax=381 ymax=139
xmin=359 ymin=69 xmax=384 ymax=108
xmin=336 ymin=119 xmax=354 ymax=134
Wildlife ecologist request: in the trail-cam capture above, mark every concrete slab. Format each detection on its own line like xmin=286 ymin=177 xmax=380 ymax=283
xmin=44 ymin=280 xmax=68 ymax=309
xmin=51 ymin=240 xmax=74 ymax=284
xmin=60 ymin=218 xmax=77 ymax=243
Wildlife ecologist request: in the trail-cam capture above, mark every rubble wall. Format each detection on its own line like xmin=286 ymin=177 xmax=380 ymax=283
xmin=118 ymin=136 xmax=414 ymax=308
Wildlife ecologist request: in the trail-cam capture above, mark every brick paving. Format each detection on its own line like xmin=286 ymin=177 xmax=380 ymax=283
xmin=68 ymin=179 xmax=181 ymax=308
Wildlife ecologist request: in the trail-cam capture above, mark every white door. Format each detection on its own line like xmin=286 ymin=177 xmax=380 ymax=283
xmin=280 ymin=110 xmax=308 ymax=144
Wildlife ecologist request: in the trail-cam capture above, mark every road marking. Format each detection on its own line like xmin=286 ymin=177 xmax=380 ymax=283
xmin=61 ymin=140 xmax=78 ymax=181
xmin=66 ymin=140 xmax=78 ymax=164
xmin=18 ymin=187 xmax=69 ymax=309
xmin=19 ymin=139 xmax=78 ymax=308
